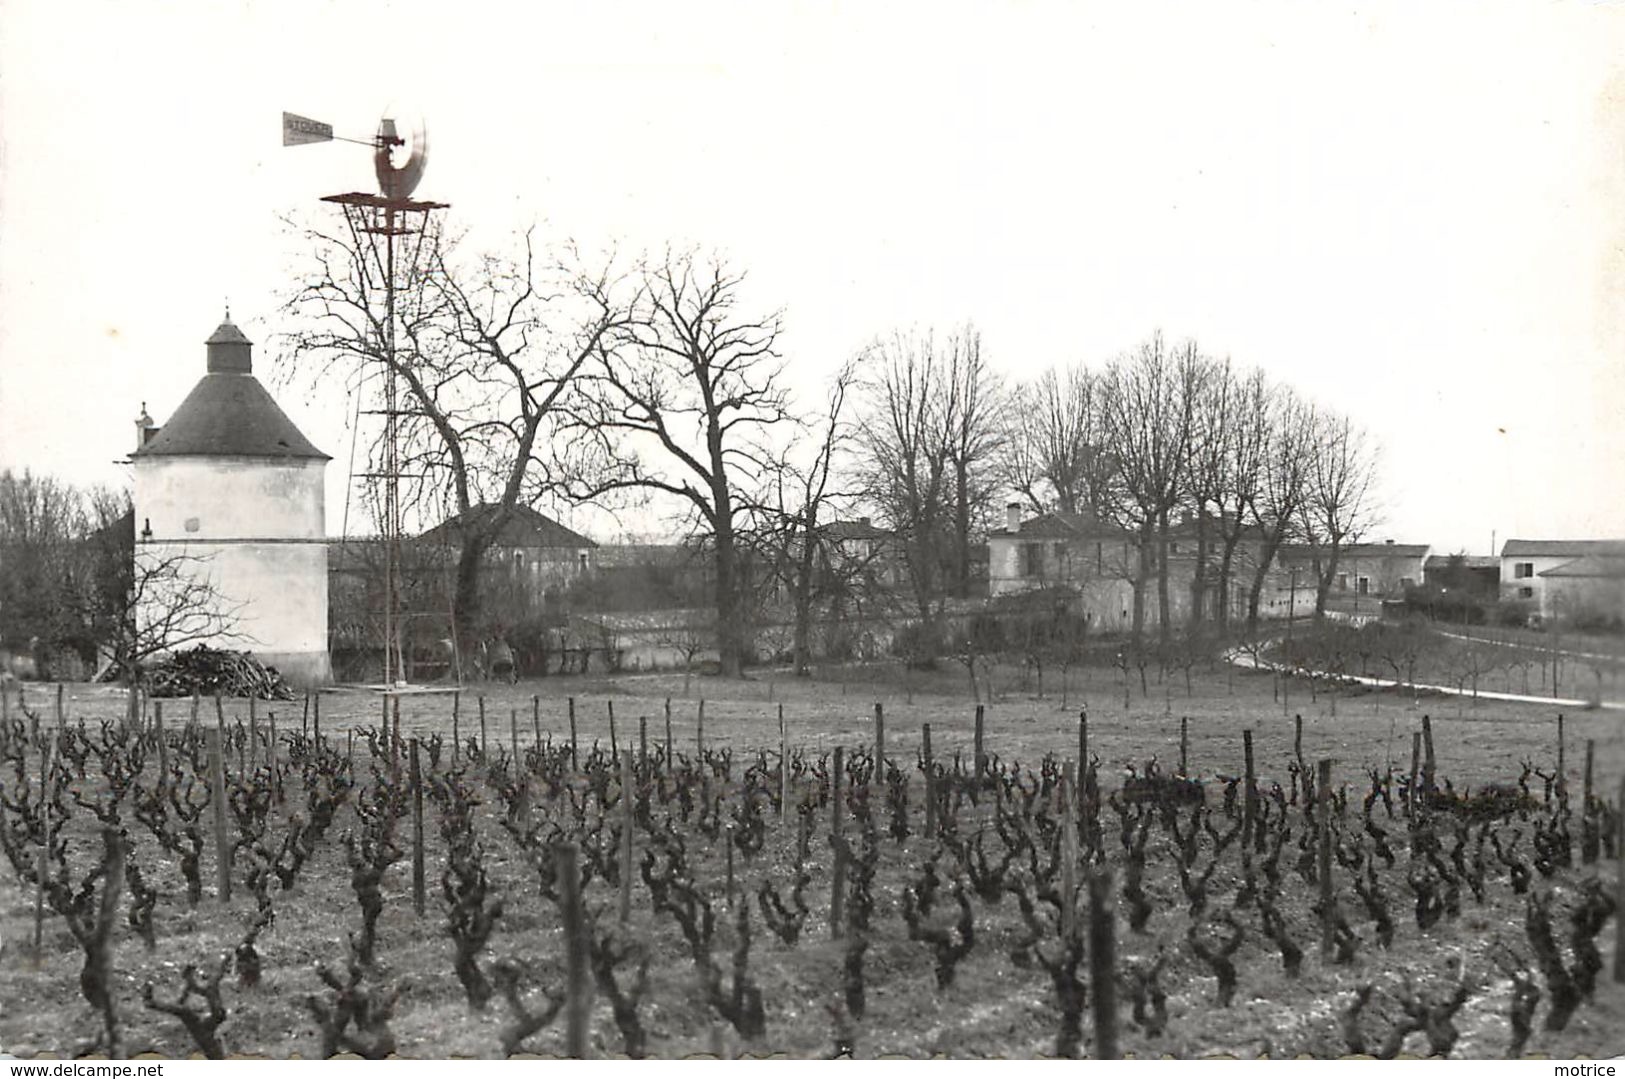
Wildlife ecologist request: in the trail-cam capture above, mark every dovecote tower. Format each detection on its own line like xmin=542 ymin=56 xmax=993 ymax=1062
xmin=131 ymin=314 xmax=332 ymax=685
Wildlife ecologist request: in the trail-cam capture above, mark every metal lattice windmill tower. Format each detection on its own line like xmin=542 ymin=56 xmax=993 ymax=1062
xmin=285 ymin=111 xmax=449 ymax=687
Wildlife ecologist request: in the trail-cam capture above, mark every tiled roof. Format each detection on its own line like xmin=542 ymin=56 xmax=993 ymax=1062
xmin=420 ymin=504 xmax=597 ymax=549
xmin=1538 ymin=555 xmax=1625 ymax=579
xmin=1341 ymin=543 xmax=1430 ymax=559
xmin=1502 ymin=538 xmax=1625 ymax=558
xmin=133 ymin=373 xmax=329 ymax=460
xmin=992 ymin=511 xmax=1132 ymax=541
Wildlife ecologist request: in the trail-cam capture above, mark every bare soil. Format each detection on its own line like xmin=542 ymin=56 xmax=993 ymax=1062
xmin=1 ymin=662 xmax=1621 ymax=1059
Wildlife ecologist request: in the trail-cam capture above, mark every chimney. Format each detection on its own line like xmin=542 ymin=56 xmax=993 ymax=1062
xmin=1385 ymin=539 xmax=1394 ymax=545
xmin=1006 ymin=502 xmax=1021 ymax=534
xmin=859 ymin=516 xmax=871 ymax=527
xmin=134 ymin=403 xmax=154 ymax=452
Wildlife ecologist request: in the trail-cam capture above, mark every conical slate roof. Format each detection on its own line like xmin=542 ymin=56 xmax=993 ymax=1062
xmin=133 ymin=318 xmax=330 ymax=460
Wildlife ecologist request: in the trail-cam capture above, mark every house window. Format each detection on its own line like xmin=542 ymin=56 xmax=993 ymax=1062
xmin=1169 ymin=541 xmax=1179 ymax=554
xmin=513 ymin=552 xmax=525 ymax=572
xmin=1519 ymin=586 xmax=1534 ymax=599
xmin=1357 ymin=577 xmax=1370 ymax=595
xmin=1336 ymin=573 xmax=1348 ymax=591
xmin=578 ymin=551 xmax=588 ymax=572
xmin=1022 ymin=543 xmax=1043 ymax=577
xmin=1400 ymin=577 xmax=1415 ymax=590
xmin=1515 ymin=562 xmax=1534 ymax=579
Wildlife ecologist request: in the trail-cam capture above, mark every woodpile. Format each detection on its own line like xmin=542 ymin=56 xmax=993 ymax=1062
xmin=141 ymin=646 xmax=296 ymax=700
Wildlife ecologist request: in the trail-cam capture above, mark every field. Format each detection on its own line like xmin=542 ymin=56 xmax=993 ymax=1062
xmin=1 ymin=658 xmax=1622 ymax=1060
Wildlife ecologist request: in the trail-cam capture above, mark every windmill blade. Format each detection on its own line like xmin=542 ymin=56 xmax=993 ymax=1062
xmin=374 ymin=116 xmax=429 ymax=200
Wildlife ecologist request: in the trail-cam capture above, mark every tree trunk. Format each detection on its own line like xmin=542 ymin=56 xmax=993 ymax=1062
xmin=1156 ymin=511 xmax=1172 ymax=648
xmin=712 ymin=514 xmax=745 ymax=678
xmin=1216 ymin=532 xmax=1240 ymax=629
xmin=1131 ymin=527 xmax=1153 ymax=647
xmin=453 ymin=540 xmax=488 ymax=678
xmin=1246 ymin=534 xmax=1287 ymax=634
xmin=1189 ymin=511 xmax=1211 ymax=627
xmin=954 ymin=463 xmax=972 ymax=599
xmin=1315 ymin=545 xmax=1342 ymax=619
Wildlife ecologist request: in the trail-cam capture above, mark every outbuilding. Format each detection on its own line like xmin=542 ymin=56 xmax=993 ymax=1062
xmin=131 ymin=315 xmax=332 ymax=685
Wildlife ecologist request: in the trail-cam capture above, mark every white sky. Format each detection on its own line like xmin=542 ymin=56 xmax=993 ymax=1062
xmin=2 ymin=0 xmax=1622 ymax=554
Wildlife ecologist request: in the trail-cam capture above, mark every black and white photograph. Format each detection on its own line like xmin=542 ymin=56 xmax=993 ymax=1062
xmin=0 ymin=0 xmax=1622 ymax=1062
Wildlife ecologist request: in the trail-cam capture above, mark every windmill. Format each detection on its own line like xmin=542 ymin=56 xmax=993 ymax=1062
xmin=285 ymin=111 xmax=450 ymax=688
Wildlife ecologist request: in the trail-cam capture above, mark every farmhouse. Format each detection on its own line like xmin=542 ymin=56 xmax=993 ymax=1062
xmin=1273 ymin=540 xmax=1430 ymax=609
xmin=987 ymin=505 xmax=1141 ymax=631
xmin=1500 ymin=538 xmax=1625 ymax=626
xmin=131 ymin=315 xmax=332 ymax=685
xmin=419 ymin=503 xmax=598 ymax=594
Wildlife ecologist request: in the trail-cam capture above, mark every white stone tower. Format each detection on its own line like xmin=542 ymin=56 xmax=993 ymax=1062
xmin=132 ymin=314 xmax=332 ymax=685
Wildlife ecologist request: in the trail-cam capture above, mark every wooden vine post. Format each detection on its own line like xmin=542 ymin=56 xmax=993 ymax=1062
xmin=268 ymin=710 xmax=279 ymax=803
xmin=478 ymin=695 xmax=488 ymax=760
xmin=1179 ymin=715 xmax=1188 ymax=776
xmin=697 ymin=699 xmax=706 ymax=759
xmin=922 ymin=723 xmax=936 ymax=838
xmin=568 ymin=697 xmax=578 ymax=771
xmin=1088 ymin=864 xmax=1119 ymax=1059
xmin=154 ymin=701 xmax=168 ymax=792
xmin=410 ymin=737 xmax=425 ymax=917
xmin=1556 ymin=713 xmax=1567 ymax=802
xmin=207 ymin=719 xmax=231 ymax=903
xmin=1615 ymin=773 xmax=1625 ymax=984
xmin=312 ymin=691 xmax=321 ymax=748
xmin=830 ymin=745 xmax=846 ymax=939
xmin=510 ymin=708 xmax=520 ymax=771
xmin=778 ymin=704 xmax=788 ymax=823
xmin=557 ymin=844 xmax=589 ymax=1057
xmin=1242 ymin=730 xmax=1257 ymax=850
xmin=532 ymin=695 xmax=542 ymax=753
xmin=973 ymin=704 xmax=986 ymax=781
xmin=248 ymin=695 xmax=258 ymax=771
xmin=1420 ymin=713 xmax=1436 ymax=794
xmin=1317 ymin=758 xmax=1334 ymax=959
xmin=451 ymin=691 xmax=460 ymax=763
xmin=608 ymin=699 xmax=618 ymax=758
xmin=664 ymin=698 xmax=673 ymax=764
xmin=1407 ymin=731 xmax=1422 ymax=817
xmin=873 ymin=702 xmax=885 ymax=773
xmin=32 ymin=730 xmax=59 ymax=963
xmin=1060 ymin=761 xmax=1078 ymax=942
xmin=619 ymin=750 xmax=635 ymax=924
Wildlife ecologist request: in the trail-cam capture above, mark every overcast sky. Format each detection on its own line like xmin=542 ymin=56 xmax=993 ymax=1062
xmin=2 ymin=0 xmax=1622 ymax=554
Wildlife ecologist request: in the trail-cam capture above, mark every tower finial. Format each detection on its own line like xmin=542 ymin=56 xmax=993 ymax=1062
xmin=224 ymin=298 xmax=231 ymax=321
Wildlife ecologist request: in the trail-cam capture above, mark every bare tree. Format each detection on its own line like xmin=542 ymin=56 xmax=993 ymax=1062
xmin=562 ymin=250 xmax=789 ymax=678
xmin=119 ymin=548 xmax=248 ymax=683
xmin=939 ymin=326 xmax=1005 ymax=598
xmin=999 ymin=365 xmax=1114 ymax=518
xmin=748 ymin=361 xmax=861 ymax=676
xmin=1298 ymin=408 xmax=1382 ymax=618
xmin=853 ymin=328 xmax=959 ymax=653
xmin=281 ymin=218 xmax=636 ymax=665
xmin=1208 ymin=367 xmax=1270 ymax=629
xmin=1244 ymin=387 xmax=1316 ymax=632
xmin=1097 ymin=333 xmax=1195 ymax=648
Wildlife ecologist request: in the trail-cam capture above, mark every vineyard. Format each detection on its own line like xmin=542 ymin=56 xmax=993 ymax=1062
xmin=0 ymin=674 xmax=1622 ymax=1059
